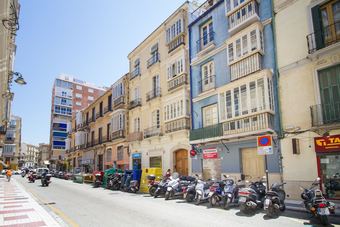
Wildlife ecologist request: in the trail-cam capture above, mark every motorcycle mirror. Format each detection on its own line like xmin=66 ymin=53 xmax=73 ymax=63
xmin=223 ymin=174 xmax=227 ymax=178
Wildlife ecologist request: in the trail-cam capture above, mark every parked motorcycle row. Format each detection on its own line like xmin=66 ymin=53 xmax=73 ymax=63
xmin=103 ymin=170 xmax=140 ymax=193
xmin=144 ymin=174 xmax=336 ymax=225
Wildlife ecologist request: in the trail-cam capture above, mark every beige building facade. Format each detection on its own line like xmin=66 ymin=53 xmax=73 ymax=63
xmin=128 ymin=2 xmax=191 ymax=176
xmin=275 ymin=0 xmax=340 ymax=199
xmin=2 ymin=115 xmax=21 ymax=170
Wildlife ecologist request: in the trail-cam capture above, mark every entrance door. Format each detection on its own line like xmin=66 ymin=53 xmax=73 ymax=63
xmin=175 ymin=149 xmax=188 ymax=176
xmin=241 ymin=148 xmax=265 ymax=180
xmin=97 ymin=155 xmax=103 ymax=171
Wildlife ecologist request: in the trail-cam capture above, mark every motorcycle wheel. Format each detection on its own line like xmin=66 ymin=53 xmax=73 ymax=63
xmin=186 ymin=193 xmax=195 ymax=203
xmin=149 ymin=186 xmax=157 ymax=196
xmin=319 ymin=215 xmax=329 ymax=225
xmin=112 ymin=183 xmax=120 ymax=191
xmin=209 ymin=194 xmax=219 ymax=208
xmin=224 ymin=197 xmax=231 ymax=210
xmin=266 ymin=205 xmax=278 ymax=218
xmin=240 ymin=203 xmax=251 ymax=214
xmin=165 ymin=191 xmax=170 ymax=200
xmin=195 ymin=195 xmax=201 ymax=205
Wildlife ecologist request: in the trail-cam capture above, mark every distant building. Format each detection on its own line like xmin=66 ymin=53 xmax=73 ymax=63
xmin=38 ymin=143 xmax=50 ymax=166
xmin=49 ymin=75 xmax=106 ymax=170
xmin=2 ymin=115 xmax=22 ymax=170
xmin=21 ymin=143 xmax=39 ymax=168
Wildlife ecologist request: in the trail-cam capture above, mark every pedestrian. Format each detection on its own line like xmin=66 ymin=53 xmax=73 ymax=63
xmin=6 ymin=169 xmax=12 ymax=182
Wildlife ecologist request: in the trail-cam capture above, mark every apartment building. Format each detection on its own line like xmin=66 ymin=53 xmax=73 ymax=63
xmin=127 ymin=2 xmax=192 ymax=175
xmin=66 ymin=74 xmax=130 ymax=172
xmin=21 ymin=143 xmax=39 ymax=168
xmin=49 ymin=75 xmax=105 ymax=170
xmin=2 ymin=116 xmax=21 ymax=170
xmin=38 ymin=143 xmax=50 ymax=166
xmin=0 ymin=0 xmax=20 ymax=153
xmin=189 ymin=0 xmax=281 ymax=181
xmin=274 ymin=0 xmax=340 ymax=199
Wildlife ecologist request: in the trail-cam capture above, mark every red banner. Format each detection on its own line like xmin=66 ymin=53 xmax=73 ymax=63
xmin=314 ymin=135 xmax=340 ymax=153
xmin=203 ymin=148 xmax=218 ymax=159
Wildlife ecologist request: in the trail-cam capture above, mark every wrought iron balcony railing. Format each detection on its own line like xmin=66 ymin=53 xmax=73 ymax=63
xmin=196 ymin=31 xmax=215 ymax=53
xmin=146 ymin=88 xmax=161 ymax=102
xmin=129 ymin=98 xmax=142 ymax=110
xmin=190 ymin=123 xmax=222 ymax=141
xmin=114 ymin=96 xmax=125 ymax=107
xmin=147 ymin=53 xmax=160 ymax=68
xmin=144 ymin=126 xmax=162 ymax=138
xmin=165 ymin=117 xmax=190 ymax=133
xmin=130 ymin=67 xmax=141 ymax=79
xmin=168 ymin=73 xmax=188 ymax=91
xmin=127 ymin=132 xmax=143 ymax=142
xmin=311 ymin=103 xmax=340 ymax=127
xmin=307 ymin=21 xmax=340 ymax=54
xmin=112 ymin=130 xmax=125 ymax=140
xmin=227 ymin=0 xmax=259 ymax=33
xmin=168 ymin=33 xmax=185 ymax=53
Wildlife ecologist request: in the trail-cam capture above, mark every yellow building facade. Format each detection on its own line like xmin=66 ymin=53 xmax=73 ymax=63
xmin=275 ymin=0 xmax=340 ymax=199
xmin=128 ymin=3 xmax=191 ymax=176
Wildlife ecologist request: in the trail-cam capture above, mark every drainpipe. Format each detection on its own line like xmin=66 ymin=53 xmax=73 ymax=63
xmin=271 ymin=1 xmax=284 ymax=183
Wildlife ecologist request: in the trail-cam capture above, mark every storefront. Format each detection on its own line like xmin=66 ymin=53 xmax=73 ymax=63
xmin=315 ymin=135 xmax=340 ymax=200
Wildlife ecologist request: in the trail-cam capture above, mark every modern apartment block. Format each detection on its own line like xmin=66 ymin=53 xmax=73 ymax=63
xmin=189 ymin=0 xmax=281 ymax=181
xmin=274 ymin=0 xmax=340 ymax=199
xmin=1 ymin=116 xmax=21 ymax=170
xmin=49 ymin=75 xmax=105 ymax=170
xmin=0 ymin=0 xmax=20 ymax=153
xmin=66 ymin=74 xmax=130 ymax=172
xmin=128 ymin=2 xmax=192 ymax=175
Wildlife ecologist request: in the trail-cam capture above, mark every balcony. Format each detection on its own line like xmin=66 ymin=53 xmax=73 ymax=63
xmin=191 ymin=0 xmax=219 ymax=19
xmin=112 ymin=130 xmax=125 ymax=140
xmin=146 ymin=88 xmax=161 ymax=102
xmin=0 ymin=125 xmax=6 ymax=134
xmin=104 ymin=106 xmax=112 ymax=114
xmin=147 ymin=53 xmax=160 ymax=68
xmin=168 ymin=73 xmax=188 ymax=92
xmin=127 ymin=132 xmax=143 ymax=142
xmin=227 ymin=0 xmax=259 ymax=35
xmin=199 ymin=75 xmax=216 ymax=93
xmin=114 ymin=96 xmax=125 ymax=108
xmin=165 ymin=117 xmax=190 ymax=133
xmin=96 ymin=112 xmax=102 ymax=119
xmin=144 ymin=126 xmax=162 ymax=138
xmin=222 ymin=112 xmax=274 ymax=136
xmin=129 ymin=98 xmax=142 ymax=110
xmin=130 ymin=67 xmax=141 ymax=80
xmin=168 ymin=33 xmax=185 ymax=53
xmin=307 ymin=22 xmax=340 ymax=54
xmin=4 ymin=137 xmax=15 ymax=144
xmin=311 ymin=103 xmax=340 ymax=127
xmin=230 ymin=52 xmax=262 ymax=81
xmin=190 ymin=123 xmax=222 ymax=141
xmin=196 ymin=32 xmax=215 ymax=53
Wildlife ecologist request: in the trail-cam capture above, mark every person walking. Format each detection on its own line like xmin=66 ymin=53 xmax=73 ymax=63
xmin=5 ymin=169 xmax=12 ymax=182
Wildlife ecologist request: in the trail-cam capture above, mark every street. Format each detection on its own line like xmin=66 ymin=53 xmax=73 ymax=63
xmin=6 ymin=176 xmax=339 ymax=227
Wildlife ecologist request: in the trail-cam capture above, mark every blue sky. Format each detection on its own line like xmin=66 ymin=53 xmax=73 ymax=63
xmin=12 ymin=0 xmax=196 ymax=146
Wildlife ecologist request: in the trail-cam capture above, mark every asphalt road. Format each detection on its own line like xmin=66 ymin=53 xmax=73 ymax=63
xmin=14 ymin=175 xmax=340 ymax=227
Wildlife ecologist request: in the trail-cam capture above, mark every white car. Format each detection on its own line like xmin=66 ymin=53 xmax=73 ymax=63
xmin=36 ymin=168 xmax=49 ymax=179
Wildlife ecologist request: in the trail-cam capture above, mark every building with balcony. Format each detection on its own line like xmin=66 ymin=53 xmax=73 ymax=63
xmin=127 ymin=2 xmax=192 ymax=176
xmin=49 ymin=75 xmax=105 ymax=171
xmin=21 ymin=143 xmax=39 ymax=168
xmin=189 ymin=0 xmax=281 ymax=181
xmin=38 ymin=143 xmax=50 ymax=167
xmin=275 ymin=0 xmax=340 ymax=200
xmin=66 ymin=75 xmax=130 ymax=172
xmin=0 ymin=0 xmax=20 ymax=153
xmin=1 ymin=115 xmax=21 ymax=170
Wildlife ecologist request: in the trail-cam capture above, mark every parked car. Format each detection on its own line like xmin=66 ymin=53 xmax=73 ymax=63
xmin=36 ymin=168 xmax=49 ymax=179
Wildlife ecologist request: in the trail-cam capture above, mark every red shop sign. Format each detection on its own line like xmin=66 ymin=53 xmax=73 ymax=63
xmin=314 ymin=135 xmax=340 ymax=153
xmin=203 ymin=148 xmax=218 ymax=159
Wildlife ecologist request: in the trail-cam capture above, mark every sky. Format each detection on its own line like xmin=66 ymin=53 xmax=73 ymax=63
xmin=12 ymin=0 xmax=199 ymax=146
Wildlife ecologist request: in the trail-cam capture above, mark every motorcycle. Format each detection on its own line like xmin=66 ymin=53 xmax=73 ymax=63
xmin=195 ymin=178 xmax=213 ymax=205
xmin=28 ymin=172 xmax=37 ymax=183
xmin=238 ymin=177 xmax=267 ymax=214
xmin=223 ymin=176 xmax=242 ymax=209
xmin=93 ymin=171 xmax=104 ymax=188
xmin=300 ymin=177 xmax=336 ymax=225
xmin=165 ymin=174 xmax=195 ymax=200
xmin=264 ymin=182 xmax=286 ymax=217
xmin=128 ymin=180 xmax=139 ymax=193
xmin=209 ymin=180 xmax=226 ymax=208
xmin=183 ymin=178 xmax=198 ymax=203
xmin=107 ymin=173 xmax=122 ymax=190
xmin=41 ymin=174 xmax=52 ymax=187
xmin=154 ymin=177 xmax=170 ymax=198
xmin=147 ymin=175 xmax=159 ymax=196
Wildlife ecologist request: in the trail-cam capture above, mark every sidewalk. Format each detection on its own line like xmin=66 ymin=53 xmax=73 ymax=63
xmin=286 ymin=199 xmax=340 ymax=217
xmin=0 ymin=176 xmax=61 ymax=227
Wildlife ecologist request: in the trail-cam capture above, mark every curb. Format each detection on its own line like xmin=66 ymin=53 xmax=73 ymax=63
xmin=286 ymin=204 xmax=340 ymax=217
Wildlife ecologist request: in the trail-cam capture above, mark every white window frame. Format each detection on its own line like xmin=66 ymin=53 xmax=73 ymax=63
xmin=88 ymin=88 xmax=94 ymax=93
xmin=203 ymin=104 xmax=218 ymax=127
xmin=200 ymin=20 xmax=214 ymax=49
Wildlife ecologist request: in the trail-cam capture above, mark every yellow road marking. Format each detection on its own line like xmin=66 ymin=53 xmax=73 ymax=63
xmin=22 ymin=184 xmax=79 ymax=227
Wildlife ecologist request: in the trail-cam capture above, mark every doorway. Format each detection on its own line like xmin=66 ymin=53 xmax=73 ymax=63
xmin=241 ymin=148 xmax=265 ymax=180
xmin=174 ymin=149 xmax=188 ymax=176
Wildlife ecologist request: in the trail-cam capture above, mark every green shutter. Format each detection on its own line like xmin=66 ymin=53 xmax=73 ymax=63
xmin=311 ymin=5 xmax=325 ymax=51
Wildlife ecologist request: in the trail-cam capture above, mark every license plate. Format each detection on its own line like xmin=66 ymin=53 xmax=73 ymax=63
xmin=318 ymin=208 xmax=330 ymax=215
xmin=239 ymin=197 xmax=246 ymax=203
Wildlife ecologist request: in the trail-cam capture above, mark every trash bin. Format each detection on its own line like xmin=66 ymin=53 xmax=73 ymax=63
xmin=73 ymin=173 xmax=83 ymax=184
xmin=140 ymin=168 xmax=162 ymax=193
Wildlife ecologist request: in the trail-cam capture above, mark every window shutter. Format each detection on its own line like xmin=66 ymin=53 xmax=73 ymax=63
xmin=311 ymin=5 xmax=325 ymax=51
xmin=292 ymin=138 xmax=300 ymax=155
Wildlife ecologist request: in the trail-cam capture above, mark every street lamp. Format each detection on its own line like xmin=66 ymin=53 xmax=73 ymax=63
xmin=9 ymin=72 xmax=27 ymax=86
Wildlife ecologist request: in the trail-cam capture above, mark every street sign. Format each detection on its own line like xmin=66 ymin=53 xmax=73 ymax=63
xmin=257 ymin=135 xmax=273 ymax=155
xmin=203 ymin=148 xmax=218 ymax=159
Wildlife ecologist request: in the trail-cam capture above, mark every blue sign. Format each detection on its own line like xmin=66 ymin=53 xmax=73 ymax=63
xmin=132 ymin=153 xmax=141 ymax=159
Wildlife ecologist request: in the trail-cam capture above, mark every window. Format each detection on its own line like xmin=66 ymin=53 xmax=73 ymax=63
xmin=92 ymin=108 xmax=95 ymax=121
xmin=242 ymin=35 xmax=248 ymax=55
xmin=134 ymin=118 xmax=140 ymax=132
xmin=108 ymin=95 xmax=112 ymax=111
xmin=201 ymin=61 xmax=215 ymax=91
xmin=152 ymin=110 xmax=160 ymax=128
xmin=88 ymin=88 xmax=94 ymax=93
xmin=250 ymin=30 xmax=257 ymax=51
xmin=250 ymin=81 xmax=257 ymax=112
xmin=236 ymin=39 xmax=241 ymax=57
xmin=76 ymin=102 xmax=81 ymax=106
xmin=117 ymin=146 xmax=124 ymax=161
xmin=226 ymin=91 xmax=232 ymax=119
xmin=241 ymin=85 xmax=248 ymax=115
xmin=167 ymin=57 xmax=185 ymax=80
xmin=257 ymin=78 xmax=265 ymax=110
xmin=319 ymin=0 xmax=340 ymax=44
xmin=234 ymin=88 xmax=240 ymax=117
xmin=166 ymin=18 xmax=183 ymax=43
xmin=75 ymin=93 xmax=82 ymax=99
xmin=54 ymin=106 xmax=72 ymax=115
xmin=76 ymin=85 xmax=82 ymax=90
xmin=100 ymin=102 xmax=103 ymax=116
xmin=203 ymin=104 xmax=218 ymax=127
xmin=88 ymin=96 xmax=94 ymax=101
xmin=98 ymin=128 xmax=102 ymax=143
xmin=134 ymin=87 xmax=140 ymax=100
xmin=201 ymin=20 xmax=214 ymax=48
xmin=107 ymin=123 xmax=111 ymax=140
xmin=228 ymin=44 xmax=234 ymax=62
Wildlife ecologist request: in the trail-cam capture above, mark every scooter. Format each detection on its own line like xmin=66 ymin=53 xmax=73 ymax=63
xmin=147 ymin=175 xmax=159 ymax=196
xmin=154 ymin=177 xmax=170 ymax=198
xmin=209 ymin=180 xmax=226 ymax=208
xmin=264 ymin=182 xmax=286 ymax=217
xmin=223 ymin=176 xmax=242 ymax=209
xmin=195 ymin=178 xmax=213 ymax=205
xmin=165 ymin=175 xmax=195 ymax=200
xmin=238 ymin=177 xmax=267 ymax=214
xmin=128 ymin=180 xmax=139 ymax=193
xmin=183 ymin=177 xmax=198 ymax=203
xmin=93 ymin=171 xmax=103 ymax=188
xmin=27 ymin=172 xmax=36 ymax=183
xmin=107 ymin=173 xmax=122 ymax=190
xmin=300 ymin=178 xmax=336 ymax=225
xmin=41 ymin=174 xmax=52 ymax=187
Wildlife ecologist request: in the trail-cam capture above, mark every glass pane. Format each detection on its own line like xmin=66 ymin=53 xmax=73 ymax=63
xmin=320 ymin=154 xmax=340 ymax=199
xmin=333 ymin=2 xmax=340 ymax=35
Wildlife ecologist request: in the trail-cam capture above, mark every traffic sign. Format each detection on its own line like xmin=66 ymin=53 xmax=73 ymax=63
xmin=257 ymin=135 xmax=273 ymax=155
